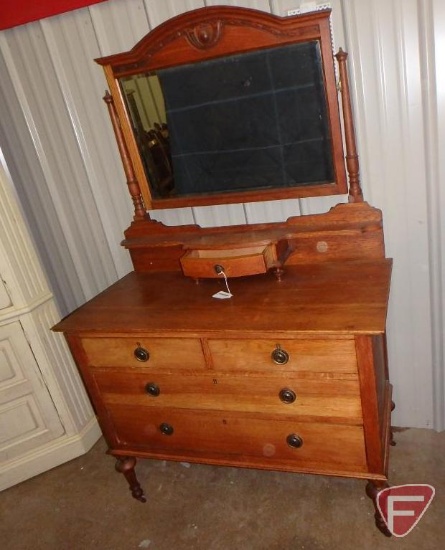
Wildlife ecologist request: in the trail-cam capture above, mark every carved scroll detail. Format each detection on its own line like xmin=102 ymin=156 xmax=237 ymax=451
xmin=186 ymin=21 xmax=223 ymax=49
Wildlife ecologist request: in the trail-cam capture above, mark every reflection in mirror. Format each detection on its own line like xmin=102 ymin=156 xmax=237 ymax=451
xmin=119 ymin=41 xmax=334 ymax=202
xmin=120 ymin=74 xmax=172 ymax=198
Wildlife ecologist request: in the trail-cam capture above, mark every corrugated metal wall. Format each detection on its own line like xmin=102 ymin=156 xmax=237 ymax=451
xmin=0 ymin=0 xmax=443 ymax=430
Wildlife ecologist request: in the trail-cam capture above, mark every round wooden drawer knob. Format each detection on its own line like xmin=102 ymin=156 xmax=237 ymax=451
xmin=145 ymin=382 xmax=160 ymax=396
xmin=279 ymin=388 xmax=296 ymax=404
xmin=271 ymin=345 xmax=289 ymax=365
xmin=159 ymin=422 xmax=174 ymax=436
xmin=286 ymin=434 xmax=303 ymax=448
xmin=134 ymin=346 xmax=150 ymax=362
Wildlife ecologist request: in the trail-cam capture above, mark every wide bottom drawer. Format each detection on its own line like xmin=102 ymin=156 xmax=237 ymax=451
xmin=107 ymin=406 xmax=367 ymax=474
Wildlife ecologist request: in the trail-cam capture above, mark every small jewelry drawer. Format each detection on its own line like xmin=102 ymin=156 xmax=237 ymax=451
xmin=180 ymin=244 xmax=276 ymax=279
xmin=207 ymin=338 xmax=358 ymax=374
xmin=80 ymin=337 xmax=206 ymax=369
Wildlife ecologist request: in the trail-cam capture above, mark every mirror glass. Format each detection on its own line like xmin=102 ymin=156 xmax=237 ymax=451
xmin=119 ymin=40 xmax=334 ymax=202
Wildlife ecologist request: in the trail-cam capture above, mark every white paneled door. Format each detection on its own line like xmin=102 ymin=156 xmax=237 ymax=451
xmin=0 ymin=160 xmax=100 ymax=491
xmin=0 ymin=279 xmax=11 ymax=310
xmin=0 ymin=321 xmax=64 ymax=463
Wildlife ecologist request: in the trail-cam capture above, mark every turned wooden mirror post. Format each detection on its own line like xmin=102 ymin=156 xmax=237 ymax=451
xmin=335 ymin=48 xmax=363 ymax=203
xmin=103 ymin=91 xmax=146 ymax=220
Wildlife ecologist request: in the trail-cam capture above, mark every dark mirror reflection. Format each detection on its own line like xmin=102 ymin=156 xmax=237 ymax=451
xmin=119 ymin=41 xmax=334 ymax=201
xmin=119 ymin=73 xmax=173 ymax=197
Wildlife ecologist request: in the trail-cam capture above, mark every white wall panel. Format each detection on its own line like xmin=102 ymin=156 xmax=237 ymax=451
xmin=90 ymin=0 xmax=150 ymax=55
xmin=144 ymin=0 xmax=205 ymax=29
xmin=0 ymin=0 xmax=444 ymax=430
xmin=340 ymin=0 xmax=440 ymax=429
xmin=424 ymin=0 xmax=445 ymax=430
xmin=40 ymin=13 xmax=134 ymax=275
xmin=205 ymin=0 xmax=271 ymax=10
xmin=193 ymin=203 xmax=247 ymax=227
xmin=244 ymin=199 xmax=301 ymax=224
xmin=151 ymin=207 xmax=196 ymax=227
xmin=0 ymin=73 xmax=84 ymax=314
xmin=0 ymin=27 xmax=123 ymax=311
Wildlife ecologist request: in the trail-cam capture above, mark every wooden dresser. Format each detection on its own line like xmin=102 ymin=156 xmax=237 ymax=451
xmin=54 ymin=6 xmax=394 ymax=536
xmin=57 ymin=258 xmax=392 ymax=473
xmin=55 ymin=242 xmax=393 ymax=535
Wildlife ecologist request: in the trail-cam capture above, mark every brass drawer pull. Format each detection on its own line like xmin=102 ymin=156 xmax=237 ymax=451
xmin=134 ymin=346 xmax=150 ymax=362
xmin=145 ymin=382 xmax=160 ymax=396
xmin=279 ymin=388 xmax=296 ymax=404
xmin=271 ymin=344 xmax=289 ymax=365
xmin=159 ymin=422 xmax=174 ymax=436
xmin=286 ymin=434 xmax=303 ymax=448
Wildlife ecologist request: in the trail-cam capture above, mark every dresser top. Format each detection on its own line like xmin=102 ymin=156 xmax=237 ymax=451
xmin=54 ymin=260 xmax=392 ymax=337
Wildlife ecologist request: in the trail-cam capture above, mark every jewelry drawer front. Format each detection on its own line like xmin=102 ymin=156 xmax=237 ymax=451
xmin=107 ymin=406 xmax=367 ymax=474
xmin=80 ymin=337 xmax=206 ymax=369
xmin=92 ymin=370 xmax=363 ymax=422
xmin=207 ymin=338 xmax=358 ymax=373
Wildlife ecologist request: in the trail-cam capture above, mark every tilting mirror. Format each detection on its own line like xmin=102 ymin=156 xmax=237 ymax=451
xmin=96 ymin=7 xmax=352 ymax=212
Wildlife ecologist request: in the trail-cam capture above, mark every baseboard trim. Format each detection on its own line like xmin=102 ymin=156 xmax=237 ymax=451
xmin=0 ymin=418 xmax=102 ymax=492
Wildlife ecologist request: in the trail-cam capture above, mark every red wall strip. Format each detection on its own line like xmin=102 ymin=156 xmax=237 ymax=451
xmin=0 ymin=1 xmax=108 ymax=31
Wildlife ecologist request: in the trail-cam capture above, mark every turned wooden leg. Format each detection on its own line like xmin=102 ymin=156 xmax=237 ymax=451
xmin=115 ymin=456 xmax=146 ymax=503
xmin=366 ymin=481 xmax=391 ymax=537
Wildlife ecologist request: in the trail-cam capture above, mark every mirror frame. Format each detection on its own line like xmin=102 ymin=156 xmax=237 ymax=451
xmin=96 ymin=6 xmax=349 ymax=212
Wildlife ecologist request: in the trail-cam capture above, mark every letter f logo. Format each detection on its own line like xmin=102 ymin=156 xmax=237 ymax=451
xmin=377 ymin=484 xmax=435 ymax=537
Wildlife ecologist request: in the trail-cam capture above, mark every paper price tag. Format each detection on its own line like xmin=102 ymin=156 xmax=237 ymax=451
xmin=212 ymin=291 xmax=233 ymax=300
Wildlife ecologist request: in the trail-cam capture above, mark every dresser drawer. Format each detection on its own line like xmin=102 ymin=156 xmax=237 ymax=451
xmin=208 ymin=338 xmax=357 ymax=373
xmin=108 ymin=406 xmax=367 ymax=474
xmin=93 ymin=370 xmax=362 ymax=422
xmin=80 ymin=337 xmax=206 ymax=369
xmin=180 ymin=244 xmax=273 ymax=279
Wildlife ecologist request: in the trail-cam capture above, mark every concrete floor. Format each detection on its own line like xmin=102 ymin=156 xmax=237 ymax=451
xmin=1 ymin=428 xmax=443 ymax=550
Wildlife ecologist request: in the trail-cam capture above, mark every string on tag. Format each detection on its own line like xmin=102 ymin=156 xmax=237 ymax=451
xmin=212 ymin=264 xmax=233 ymax=299
xmin=219 ymin=268 xmax=232 ymax=296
